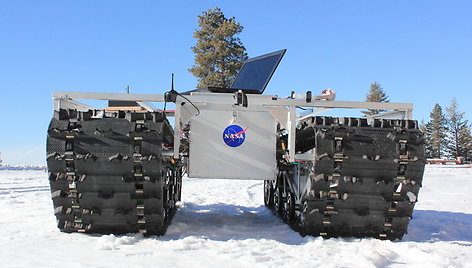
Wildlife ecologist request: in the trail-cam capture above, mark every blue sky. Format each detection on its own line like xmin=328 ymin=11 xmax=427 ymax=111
xmin=1 ymin=0 xmax=471 ymax=165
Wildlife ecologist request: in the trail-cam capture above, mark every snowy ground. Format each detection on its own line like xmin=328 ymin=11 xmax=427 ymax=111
xmin=0 ymin=166 xmax=471 ymax=268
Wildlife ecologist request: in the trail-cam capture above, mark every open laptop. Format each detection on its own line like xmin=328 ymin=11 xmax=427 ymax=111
xmin=206 ymin=49 xmax=286 ymax=94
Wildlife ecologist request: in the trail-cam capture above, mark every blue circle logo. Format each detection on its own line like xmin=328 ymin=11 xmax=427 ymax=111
xmin=223 ymin=125 xmax=247 ymax=147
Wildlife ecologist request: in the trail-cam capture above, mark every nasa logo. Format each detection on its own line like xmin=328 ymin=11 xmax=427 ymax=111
xmin=223 ymin=125 xmax=248 ymax=147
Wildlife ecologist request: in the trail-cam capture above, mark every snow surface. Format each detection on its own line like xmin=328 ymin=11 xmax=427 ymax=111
xmin=1 ymin=166 xmax=471 ymax=268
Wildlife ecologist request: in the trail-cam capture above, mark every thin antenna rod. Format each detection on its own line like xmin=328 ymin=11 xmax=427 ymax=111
xmin=171 ymin=73 xmax=174 ymax=91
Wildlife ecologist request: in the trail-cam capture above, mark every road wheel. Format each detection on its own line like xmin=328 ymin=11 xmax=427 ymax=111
xmin=274 ymin=186 xmax=284 ymax=214
xmin=264 ymin=180 xmax=274 ymax=207
xmin=299 ymin=200 xmax=308 ymax=235
xmin=285 ymin=191 xmax=296 ymax=222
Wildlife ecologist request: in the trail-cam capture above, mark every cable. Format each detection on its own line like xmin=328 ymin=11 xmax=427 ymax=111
xmin=176 ymin=92 xmax=200 ymax=116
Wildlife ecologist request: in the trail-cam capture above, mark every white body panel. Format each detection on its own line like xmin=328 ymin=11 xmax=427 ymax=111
xmin=188 ymin=105 xmax=277 ymax=180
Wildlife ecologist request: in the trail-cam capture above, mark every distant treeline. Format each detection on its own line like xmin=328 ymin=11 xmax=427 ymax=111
xmin=0 ymin=166 xmax=47 ymax=171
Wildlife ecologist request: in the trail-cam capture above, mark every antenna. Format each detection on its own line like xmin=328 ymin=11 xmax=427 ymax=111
xmin=171 ymin=73 xmax=174 ymax=91
xmin=164 ymin=73 xmax=178 ymax=103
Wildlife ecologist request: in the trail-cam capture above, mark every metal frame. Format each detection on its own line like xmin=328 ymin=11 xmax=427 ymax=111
xmin=52 ymin=91 xmax=414 ymax=163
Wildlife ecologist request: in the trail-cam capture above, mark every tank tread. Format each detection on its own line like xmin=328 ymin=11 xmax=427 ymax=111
xmin=270 ymin=116 xmax=425 ymax=240
xmin=47 ymin=109 xmax=181 ymax=235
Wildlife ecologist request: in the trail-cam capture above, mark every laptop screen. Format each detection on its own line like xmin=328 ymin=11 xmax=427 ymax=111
xmin=231 ymin=49 xmax=286 ymax=94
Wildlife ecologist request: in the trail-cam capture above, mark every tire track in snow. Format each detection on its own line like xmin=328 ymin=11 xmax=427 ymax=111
xmin=245 ymin=181 xmax=263 ymax=204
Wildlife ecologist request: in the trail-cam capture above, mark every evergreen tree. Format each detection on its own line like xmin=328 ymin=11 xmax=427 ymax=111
xmin=189 ymin=7 xmax=248 ymax=88
xmin=445 ymin=98 xmax=472 ymax=162
xmin=426 ymin=104 xmax=448 ymax=158
xmin=420 ymin=120 xmax=434 ymax=158
xmin=361 ymin=82 xmax=390 ymax=115
xmin=459 ymin=126 xmax=472 ymax=162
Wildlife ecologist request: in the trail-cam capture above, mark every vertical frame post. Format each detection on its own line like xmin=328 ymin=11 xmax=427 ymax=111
xmin=173 ymin=98 xmax=181 ymax=159
xmin=287 ymin=105 xmax=297 ymax=163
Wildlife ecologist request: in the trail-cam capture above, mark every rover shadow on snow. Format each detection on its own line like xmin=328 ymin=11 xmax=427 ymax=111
xmin=164 ymin=203 xmax=472 ymax=244
xmin=404 ymin=210 xmax=472 ymax=243
xmin=163 ymin=202 xmax=308 ymax=245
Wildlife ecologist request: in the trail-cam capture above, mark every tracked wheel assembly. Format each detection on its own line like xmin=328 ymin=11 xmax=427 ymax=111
xmin=266 ymin=116 xmax=425 ymax=240
xmin=47 ymin=109 xmax=182 ymax=235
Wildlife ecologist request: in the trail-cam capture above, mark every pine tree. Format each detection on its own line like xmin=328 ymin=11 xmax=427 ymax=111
xmin=426 ymin=104 xmax=448 ymax=158
xmin=459 ymin=126 xmax=472 ymax=162
xmin=361 ymin=82 xmax=390 ymax=116
xmin=189 ymin=7 xmax=248 ymax=88
xmin=445 ymin=98 xmax=472 ymax=162
xmin=420 ymin=120 xmax=434 ymax=158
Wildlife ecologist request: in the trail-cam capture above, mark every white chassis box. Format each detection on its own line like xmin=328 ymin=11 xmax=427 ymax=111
xmin=188 ymin=105 xmax=277 ymax=180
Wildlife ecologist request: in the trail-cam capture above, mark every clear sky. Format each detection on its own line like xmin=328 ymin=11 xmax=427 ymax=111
xmin=1 ymin=0 xmax=471 ymax=165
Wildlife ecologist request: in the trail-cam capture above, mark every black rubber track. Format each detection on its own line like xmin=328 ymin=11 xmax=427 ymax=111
xmin=269 ymin=116 xmax=426 ymax=240
xmin=47 ymin=109 xmax=181 ymax=235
